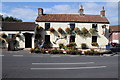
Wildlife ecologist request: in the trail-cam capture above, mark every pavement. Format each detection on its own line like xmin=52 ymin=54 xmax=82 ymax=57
xmin=1 ymin=50 xmax=119 ymax=79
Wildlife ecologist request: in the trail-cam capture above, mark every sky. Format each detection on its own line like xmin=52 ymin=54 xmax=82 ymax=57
xmin=1 ymin=2 xmax=119 ymax=25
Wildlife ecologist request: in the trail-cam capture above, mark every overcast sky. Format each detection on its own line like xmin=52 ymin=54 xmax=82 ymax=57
xmin=1 ymin=2 xmax=119 ymax=25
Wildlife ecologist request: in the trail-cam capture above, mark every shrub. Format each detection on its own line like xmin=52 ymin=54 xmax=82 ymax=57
xmin=40 ymin=49 xmax=46 ymax=54
xmin=94 ymin=51 xmax=101 ymax=55
xmin=30 ymin=48 xmax=35 ymax=53
xmin=90 ymin=48 xmax=94 ymax=52
xmin=49 ymin=28 xmax=55 ymax=33
xmin=48 ymin=49 xmax=63 ymax=54
xmin=66 ymin=50 xmax=77 ymax=55
xmin=35 ymin=48 xmax=40 ymax=53
xmin=91 ymin=42 xmax=99 ymax=46
xmin=81 ymin=43 xmax=87 ymax=49
xmin=66 ymin=42 xmax=76 ymax=49
xmin=77 ymin=50 xmax=82 ymax=55
xmin=59 ymin=43 xmax=64 ymax=49
xmin=84 ymin=50 xmax=91 ymax=55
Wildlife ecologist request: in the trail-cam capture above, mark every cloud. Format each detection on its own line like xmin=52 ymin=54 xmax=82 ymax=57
xmin=3 ymin=8 xmax=37 ymax=21
xmin=2 ymin=2 xmax=118 ymax=25
xmin=44 ymin=4 xmax=78 ymax=14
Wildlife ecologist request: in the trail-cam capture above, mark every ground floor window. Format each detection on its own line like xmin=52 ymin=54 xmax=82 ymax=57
xmin=92 ymin=36 xmax=97 ymax=42
xmin=45 ymin=35 xmax=50 ymax=43
xmin=70 ymin=35 xmax=75 ymax=42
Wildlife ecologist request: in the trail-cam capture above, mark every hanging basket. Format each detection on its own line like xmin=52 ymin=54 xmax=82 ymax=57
xmin=36 ymin=26 xmax=43 ymax=32
xmin=65 ymin=28 xmax=71 ymax=34
xmin=74 ymin=27 xmax=82 ymax=35
xmin=49 ymin=28 xmax=55 ymax=33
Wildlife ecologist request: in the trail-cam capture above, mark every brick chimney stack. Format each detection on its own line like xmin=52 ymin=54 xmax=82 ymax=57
xmin=100 ymin=6 xmax=105 ymax=17
xmin=38 ymin=8 xmax=43 ymax=16
xmin=79 ymin=5 xmax=84 ymax=16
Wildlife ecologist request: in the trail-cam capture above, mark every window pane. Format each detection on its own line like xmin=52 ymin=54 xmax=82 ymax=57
xmin=45 ymin=23 xmax=50 ymax=30
xmin=70 ymin=24 xmax=75 ymax=31
xmin=92 ymin=24 xmax=97 ymax=29
xmin=70 ymin=35 xmax=75 ymax=42
xmin=92 ymin=36 xmax=97 ymax=42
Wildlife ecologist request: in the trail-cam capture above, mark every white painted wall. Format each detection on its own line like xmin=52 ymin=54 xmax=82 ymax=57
xmin=0 ymin=31 xmax=35 ymax=48
xmin=36 ymin=22 xmax=109 ymax=48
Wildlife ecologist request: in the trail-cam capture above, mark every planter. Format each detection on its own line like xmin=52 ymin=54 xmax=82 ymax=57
xmin=91 ymin=42 xmax=99 ymax=46
xmin=81 ymin=43 xmax=88 ymax=49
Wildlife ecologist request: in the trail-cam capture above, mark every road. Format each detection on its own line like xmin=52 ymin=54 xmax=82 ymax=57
xmin=1 ymin=50 xmax=119 ymax=79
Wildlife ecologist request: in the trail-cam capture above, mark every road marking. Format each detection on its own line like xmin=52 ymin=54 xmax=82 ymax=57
xmin=30 ymin=66 xmax=106 ymax=70
xmin=69 ymin=55 xmax=80 ymax=57
xmin=0 ymin=55 xmax=4 ymax=56
xmin=50 ymin=55 xmax=61 ymax=57
xmin=32 ymin=62 xmax=94 ymax=65
xmin=13 ymin=55 xmax=23 ymax=57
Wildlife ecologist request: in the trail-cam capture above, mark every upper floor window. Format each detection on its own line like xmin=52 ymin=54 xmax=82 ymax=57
xmin=92 ymin=24 xmax=97 ymax=29
xmin=8 ymin=34 xmax=16 ymax=39
xmin=70 ymin=24 xmax=75 ymax=31
xmin=45 ymin=23 xmax=50 ymax=30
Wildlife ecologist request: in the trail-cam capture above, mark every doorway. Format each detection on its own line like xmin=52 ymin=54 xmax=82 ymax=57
xmin=23 ymin=33 xmax=33 ymax=48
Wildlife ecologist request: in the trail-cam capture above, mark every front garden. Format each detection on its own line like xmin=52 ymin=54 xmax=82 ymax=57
xmin=30 ymin=42 xmax=112 ymax=56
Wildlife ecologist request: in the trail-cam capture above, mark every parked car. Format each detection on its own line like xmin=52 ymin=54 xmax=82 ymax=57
xmin=111 ymin=43 xmax=120 ymax=48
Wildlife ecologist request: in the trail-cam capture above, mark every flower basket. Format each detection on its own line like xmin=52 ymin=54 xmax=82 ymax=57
xmin=89 ymin=28 xmax=97 ymax=35
xmin=65 ymin=28 xmax=71 ymax=34
xmin=58 ymin=28 xmax=64 ymax=34
xmin=1 ymin=33 xmax=7 ymax=38
xmin=49 ymin=28 xmax=55 ymax=33
xmin=81 ymin=27 xmax=90 ymax=37
xmin=91 ymin=42 xmax=99 ymax=46
xmin=36 ymin=26 xmax=43 ymax=32
xmin=15 ymin=34 xmax=20 ymax=37
xmin=81 ymin=27 xmax=89 ymax=34
xmin=74 ymin=27 xmax=82 ymax=35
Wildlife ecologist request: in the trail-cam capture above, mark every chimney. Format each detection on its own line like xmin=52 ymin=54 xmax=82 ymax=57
xmin=100 ymin=6 xmax=105 ymax=17
xmin=79 ymin=5 xmax=84 ymax=16
xmin=38 ymin=8 xmax=43 ymax=16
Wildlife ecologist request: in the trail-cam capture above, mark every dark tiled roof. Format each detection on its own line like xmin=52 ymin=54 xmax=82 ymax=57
xmin=2 ymin=22 xmax=36 ymax=31
xmin=36 ymin=14 xmax=109 ymax=23
xmin=109 ymin=25 xmax=120 ymax=32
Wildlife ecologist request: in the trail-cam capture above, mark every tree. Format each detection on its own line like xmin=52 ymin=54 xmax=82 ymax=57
xmin=0 ymin=14 xmax=22 ymax=22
